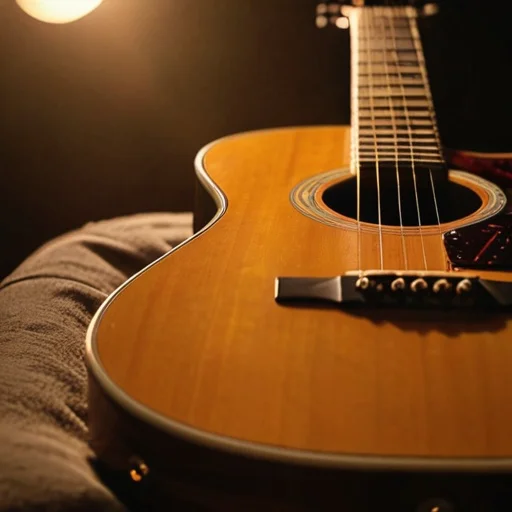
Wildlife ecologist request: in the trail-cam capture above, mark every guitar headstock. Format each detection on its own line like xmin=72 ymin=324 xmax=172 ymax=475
xmin=316 ymin=1 xmax=439 ymax=28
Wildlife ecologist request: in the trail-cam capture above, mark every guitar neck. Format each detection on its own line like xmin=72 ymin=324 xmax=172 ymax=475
xmin=348 ymin=6 xmax=447 ymax=182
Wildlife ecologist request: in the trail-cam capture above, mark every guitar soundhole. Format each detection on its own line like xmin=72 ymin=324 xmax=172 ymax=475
xmin=322 ymin=177 xmax=482 ymax=227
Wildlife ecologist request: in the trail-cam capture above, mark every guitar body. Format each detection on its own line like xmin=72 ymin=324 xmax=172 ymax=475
xmin=87 ymin=125 xmax=512 ymax=510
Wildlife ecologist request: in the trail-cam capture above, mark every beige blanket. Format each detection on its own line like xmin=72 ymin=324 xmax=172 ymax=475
xmin=0 ymin=213 xmax=193 ymax=511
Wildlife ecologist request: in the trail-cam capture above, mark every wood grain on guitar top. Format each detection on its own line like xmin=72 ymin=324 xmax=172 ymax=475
xmin=93 ymin=126 xmax=512 ymax=462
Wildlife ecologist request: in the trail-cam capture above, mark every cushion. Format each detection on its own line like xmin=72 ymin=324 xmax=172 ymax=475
xmin=0 ymin=213 xmax=193 ymax=511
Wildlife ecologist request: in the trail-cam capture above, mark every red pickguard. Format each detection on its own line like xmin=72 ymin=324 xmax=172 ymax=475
xmin=443 ymin=150 xmax=512 ymax=268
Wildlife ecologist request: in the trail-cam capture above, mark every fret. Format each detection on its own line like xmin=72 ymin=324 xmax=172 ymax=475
xmin=359 ymin=128 xmax=435 ymax=136
xmin=359 ymin=82 xmax=428 ymax=90
xmin=359 ymin=164 xmax=445 ymax=171
xmin=358 ymin=64 xmax=422 ymax=75
xmin=359 ymin=120 xmax=434 ymax=131
xmin=359 ymin=160 xmax=445 ymax=167
xmin=360 ymin=77 xmax=424 ymax=87
xmin=358 ymin=141 xmax=439 ymax=148
xmin=360 ymin=59 xmax=420 ymax=67
xmin=368 ymin=106 xmax=433 ymax=113
xmin=358 ymin=146 xmax=440 ymax=155
xmin=359 ymin=124 xmax=434 ymax=132
xmin=359 ymin=153 xmax=443 ymax=161
xmin=359 ymin=154 xmax=444 ymax=162
xmin=358 ymin=146 xmax=440 ymax=153
xmin=358 ymin=98 xmax=430 ymax=108
xmin=359 ymin=40 xmax=416 ymax=51
xmin=359 ymin=143 xmax=440 ymax=152
xmin=363 ymin=16 xmax=410 ymax=28
xmin=360 ymin=59 xmax=426 ymax=69
xmin=372 ymin=27 xmax=415 ymax=38
xmin=359 ymin=114 xmax=432 ymax=123
xmin=350 ymin=6 xmax=445 ymax=177
xmin=358 ymin=133 xmax=438 ymax=141
xmin=359 ymin=74 xmax=422 ymax=81
xmin=359 ymin=137 xmax=440 ymax=146
xmin=359 ymin=137 xmax=439 ymax=145
xmin=359 ymin=49 xmax=419 ymax=59
xmin=358 ymin=34 xmax=417 ymax=40
xmin=359 ymin=83 xmax=425 ymax=91
xmin=359 ymin=154 xmax=442 ymax=159
xmin=358 ymin=118 xmax=434 ymax=127
xmin=358 ymin=128 xmax=434 ymax=135
xmin=358 ymin=141 xmax=440 ymax=150
xmin=358 ymin=109 xmax=432 ymax=119
xmin=359 ymin=157 xmax=444 ymax=164
xmin=358 ymin=133 xmax=437 ymax=142
xmin=359 ymin=88 xmax=427 ymax=98
xmin=359 ymin=99 xmax=430 ymax=109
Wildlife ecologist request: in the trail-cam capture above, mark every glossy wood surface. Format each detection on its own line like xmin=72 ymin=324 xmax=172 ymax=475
xmin=93 ymin=126 xmax=512 ymax=462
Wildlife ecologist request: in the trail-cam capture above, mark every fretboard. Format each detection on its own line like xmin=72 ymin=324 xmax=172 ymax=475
xmin=348 ymin=6 xmax=446 ymax=181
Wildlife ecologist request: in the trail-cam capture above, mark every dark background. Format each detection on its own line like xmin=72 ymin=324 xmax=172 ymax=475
xmin=0 ymin=0 xmax=511 ymax=278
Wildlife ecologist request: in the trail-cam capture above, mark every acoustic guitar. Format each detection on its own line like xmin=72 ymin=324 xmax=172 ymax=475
xmin=86 ymin=1 xmax=512 ymax=510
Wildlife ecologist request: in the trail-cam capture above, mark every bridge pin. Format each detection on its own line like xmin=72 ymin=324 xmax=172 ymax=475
xmin=355 ymin=276 xmax=370 ymax=291
xmin=411 ymin=278 xmax=428 ymax=293
xmin=433 ymin=278 xmax=451 ymax=293
xmin=391 ymin=277 xmax=406 ymax=292
xmin=456 ymin=279 xmax=472 ymax=295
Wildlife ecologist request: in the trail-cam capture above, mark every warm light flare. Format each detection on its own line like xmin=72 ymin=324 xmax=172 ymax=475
xmin=16 ymin=0 xmax=103 ymax=24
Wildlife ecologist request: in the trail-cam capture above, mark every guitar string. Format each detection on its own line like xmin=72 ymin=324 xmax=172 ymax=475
xmin=352 ymin=8 xmax=362 ymax=275
xmin=407 ymin=10 xmax=445 ymax=257
xmin=389 ymin=6 xmax=428 ymax=270
xmin=362 ymin=10 xmax=385 ymax=270
xmin=375 ymin=7 xmax=409 ymax=270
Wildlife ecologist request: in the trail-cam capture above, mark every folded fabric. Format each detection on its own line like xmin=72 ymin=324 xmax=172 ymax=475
xmin=0 ymin=213 xmax=193 ymax=511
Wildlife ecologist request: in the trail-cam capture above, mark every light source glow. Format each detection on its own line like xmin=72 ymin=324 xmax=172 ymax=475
xmin=16 ymin=0 xmax=103 ymax=24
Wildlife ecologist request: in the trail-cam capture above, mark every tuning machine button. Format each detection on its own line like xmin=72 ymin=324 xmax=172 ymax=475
xmin=315 ymin=2 xmax=349 ymax=29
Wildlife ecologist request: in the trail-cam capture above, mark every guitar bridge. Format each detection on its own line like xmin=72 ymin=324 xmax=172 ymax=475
xmin=275 ymin=271 xmax=512 ymax=308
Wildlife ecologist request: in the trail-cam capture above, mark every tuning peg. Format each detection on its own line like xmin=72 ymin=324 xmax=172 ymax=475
xmin=420 ymin=3 xmax=440 ymax=17
xmin=316 ymin=2 xmax=350 ymax=29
